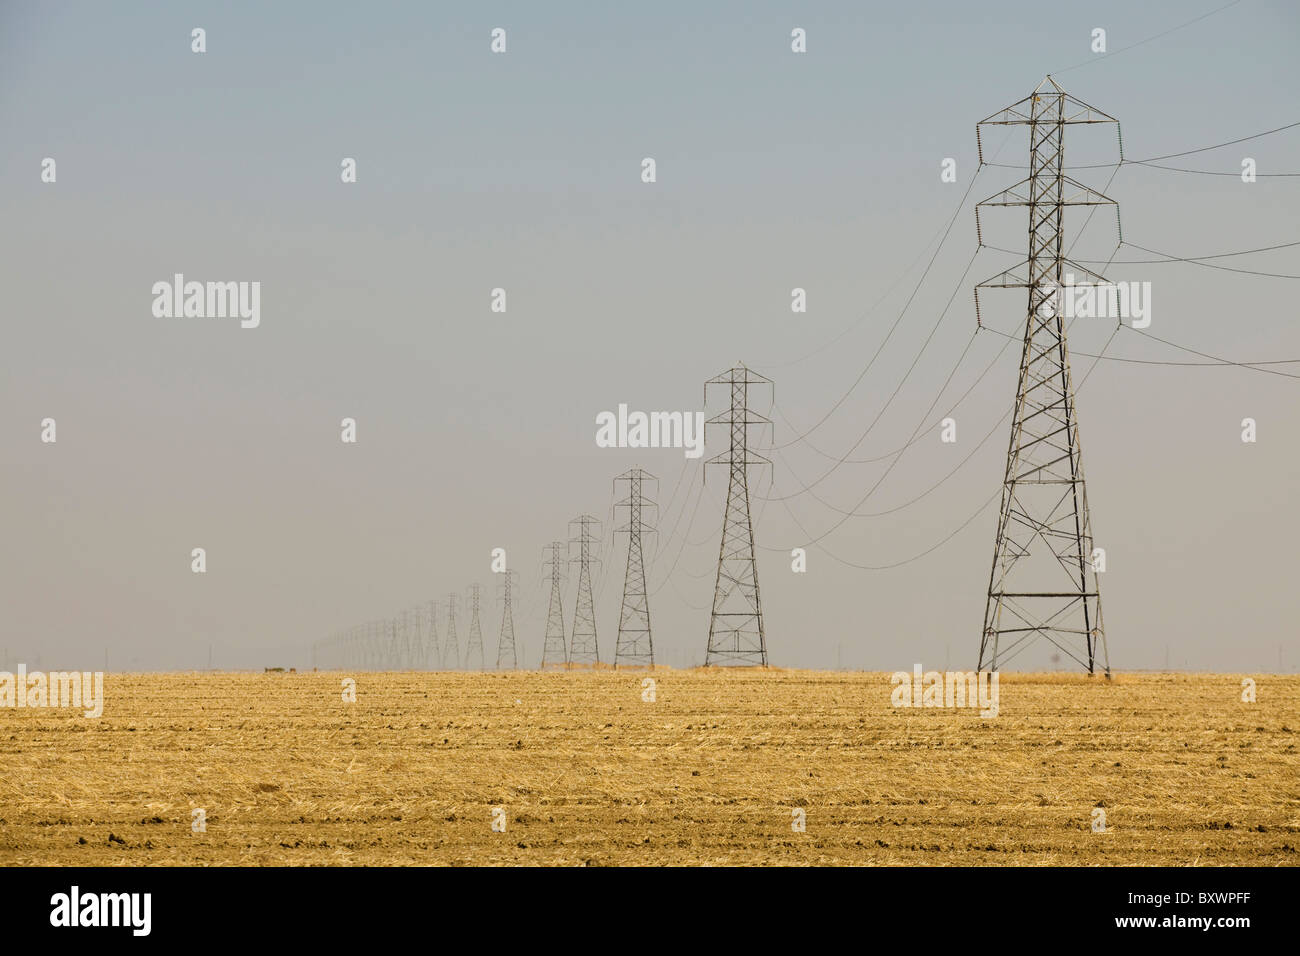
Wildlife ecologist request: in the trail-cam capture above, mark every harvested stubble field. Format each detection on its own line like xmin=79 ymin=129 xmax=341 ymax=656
xmin=0 ymin=670 xmax=1296 ymax=866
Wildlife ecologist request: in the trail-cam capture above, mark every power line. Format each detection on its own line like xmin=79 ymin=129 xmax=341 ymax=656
xmin=1138 ymin=119 xmax=1300 ymax=162
xmin=650 ymin=474 xmax=707 ymax=596
xmin=1051 ymin=0 xmax=1246 ymax=75
xmin=758 ymin=128 xmax=1014 ymax=372
xmin=1124 ymin=325 xmax=1300 ymax=380
xmin=1128 ymin=159 xmax=1300 ymax=177
xmin=980 ymin=325 xmax=1300 ymax=373
xmin=983 ymin=238 xmax=1300 ymax=278
xmin=768 ymin=324 xmax=1014 ymax=466
xmin=760 ymin=91 xmax=1129 ymax=570
xmin=984 ymin=118 xmax=1300 ymax=171
xmin=767 ymin=247 xmax=983 ymax=495
xmin=765 ymin=167 xmax=989 ymax=447
xmin=765 ymin=317 xmax=1121 ymax=572
xmin=1121 ymin=240 xmax=1300 ymax=278
xmin=985 ymin=237 xmax=1300 ymax=263
xmin=762 ymin=324 xmax=982 ymax=499
xmin=762 ymin=132 xmax=1124 ymax=527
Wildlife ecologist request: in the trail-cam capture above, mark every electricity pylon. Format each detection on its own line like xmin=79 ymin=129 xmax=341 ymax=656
xmin=973 ymin=75 xmax=1117 ymax=676
xmin=405 ymin=607 xmax=422 ymax=668
xmin=705 ymin=364 xmax=772 ymax=666
xmin=465 ymin=584 xmax=485 ymax=669
xmin=394 ymin=613 xmax=407 ymax=668
xmin=426 ymin=600 xmax=441 ymax=669
xmin=568 ymin=515 xmax=603 ymax=666
xmin=541 ymin=541 xmax=568 ymax=669
xmin=443 ymin=593 xmax=460 ymax=669
xmin=614 ymin=467 xmax=657 ymax=667
xmin=496 ymin=569 xmax=519 ymax=669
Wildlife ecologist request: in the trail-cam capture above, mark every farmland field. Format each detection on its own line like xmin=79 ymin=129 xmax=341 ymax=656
xmin=0 ymin=670 xmax=1295 ymax=866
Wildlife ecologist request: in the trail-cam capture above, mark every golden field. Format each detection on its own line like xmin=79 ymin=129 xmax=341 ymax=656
xmin=0 ymin=670 xmax=1295 ymax=866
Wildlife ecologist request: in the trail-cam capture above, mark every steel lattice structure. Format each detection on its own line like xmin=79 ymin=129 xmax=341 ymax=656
xmin=465 ymin=583 xmax=485 ymax=669
xmin=496 ymin=569 xmax=519 ymax=669
xmin=974 ymin=76 xmax=1117 ymax=676
xmin=443 ymin=592 xmax=460 ymax=669
xmin=568 ymin=515 xmax=602 ymax=666
xmin=541 ymin=541 xmax=568 ymax=668
xmin=613 ymin=467 xmax=657 ymax=668
xmin=426 ymin=600 xmax=441 ymax=669
xmin=705 ymin=365 xmax=771 ymax=667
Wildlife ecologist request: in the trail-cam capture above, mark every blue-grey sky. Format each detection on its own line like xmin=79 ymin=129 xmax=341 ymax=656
xmin=2 ymin=0 xmax=1298 ymax=672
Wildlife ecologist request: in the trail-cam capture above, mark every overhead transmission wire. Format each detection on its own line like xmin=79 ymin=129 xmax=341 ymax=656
xmin=646 ymin=453 xmax=695 ymax=568
xmin=765 ymin=160 xmax=993 ymax=450
xmin=765 ymin=121 xmax=1300 ymax=499
xmin=1050 ymin=0 xmax=1246 ymax=75
xmin=1122 ymin=326 xmax=1300 ymax=381
xmin=648 ymin=460 xmax=700 ymax=573
xmin=1130 ymin=161 xmax=1300 ymax=177
xmin=762 ymin=145 xmax=1072 ymax=509
xmin=771 ymin=322 xmax=1016 ymax=465
xmin=978 ymin=325 xmax=1300 ymax=374
xmin=760 ymin=204 xmax=962 ymax=371
xmin=983 ymin=119 xmax=1300 ymax=174
xmin=769 ymin=304 xmax=1123 ymax=570
xmin=667 ymin=472 xmax=774 ymax=610
xmin=767 ymin=329 xmax=1007 ymax=518
xmin=762 ymin=127 xmax=1022 ymax=464
xmin=980 ymin=237 xmax=1300 ymax=278
xmin=759 ymin=245 xmax=984 ymax=502
xmin=1119 ymin=240 xmax=1300 ymax=279
xmin=757 ymin=161 xmax=1127 ymax=565
xmin=649 ymin=472 xmax=707 ymax=596
xmin=654 ymin=121 xmax=1296 ymax=580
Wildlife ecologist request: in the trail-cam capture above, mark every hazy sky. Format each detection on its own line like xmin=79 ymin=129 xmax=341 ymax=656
xmin=2 ymin=0 xmax=1298 ymax=672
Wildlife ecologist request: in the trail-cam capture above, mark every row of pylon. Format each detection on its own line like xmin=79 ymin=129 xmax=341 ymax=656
xmin=318 ymin=78 xmax=1116 ymax=677
xmin=313 ymin=580 xmax=511 ymax=670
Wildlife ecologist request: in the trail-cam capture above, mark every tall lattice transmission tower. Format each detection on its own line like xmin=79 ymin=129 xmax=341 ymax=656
xmin=382 ymin=616 xmax=397 ymax=671
xmin=397 ymin=611 xmax=412 ymax=669
xmin=464 ymin=584 xmax=485 ymax=669
xmin=426 ymin=600 xmax=441 ymax=669
xmin=613 ymin=467 xmax=657 ymax=667
xmin=496 ymin=569 xmax=519 ymax=669
xmin=405 ymin=606 xmax=422 ymax=668
xmin=541 ymin=541 xmax=568 ymax=669
xmin=568 ymin=515 xmax=603 ymax=666
xmin=443 ymin=593 xmax=461 ymax=670
xmin=705 ymin=365 xmax=772 ymax=666
xmin=974 ymin=76 xmax=1118 ymax=676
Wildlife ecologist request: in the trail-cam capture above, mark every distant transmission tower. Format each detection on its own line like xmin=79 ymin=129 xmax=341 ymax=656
xmin=705 ymin=364 xmax=772 ymax=666
xmin=541 ymin=541 xmax=569 ymax=669
xmin=396 ymin=612 xmax=410 ymax=668
xmin=443 ymin=593 xmax=461 ymax=669
xmin=974 ymin=76 xmax=1117 ymax=676
xmin=568 ymin=515 xmax=603 ymax=666
xmin=426 ymin=600 xmax=441 ymax=669
xmin=614 ymin=467 xmax=657 ymax=667
xmin=496 ymin=569 xmax=519 ymax=669
xmin=405 ymin=606 xmax=422 ymax=668
xmin=386 ymin=617 xmax=399 ymax=670
xmin=465 ymin=584 xmax=485 ymax=669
